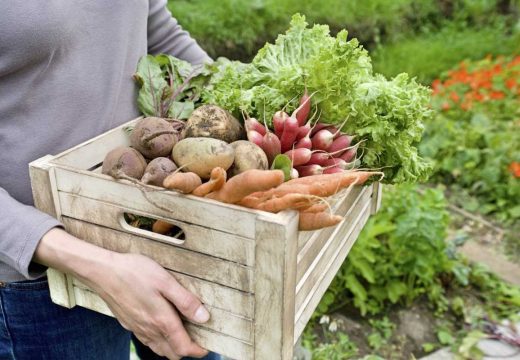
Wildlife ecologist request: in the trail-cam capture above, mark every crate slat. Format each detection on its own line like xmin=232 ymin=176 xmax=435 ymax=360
xmin=295 ymin=186 xmax=363 ymax=252
xmin=54 ymin=166 xmax=263 ymax=239
xmin=63 ymin=217 xmax=254 ymax=293
xmin=59 ymin=193 xmax=255 ymax=266
xmin=50 ymin=119 xmax=135 ymax=170
xmin=293 ymin=202 xmax=372 ymax=340
xmin=73 ymin=286 xmax=254 ymax=350
xmin=253 ymin=214 xmax=299 ymax=360
xmin=186 ymin=324 xmax=253 ymax=360
xmin=296 ymin=186 xmax=372 ymax=283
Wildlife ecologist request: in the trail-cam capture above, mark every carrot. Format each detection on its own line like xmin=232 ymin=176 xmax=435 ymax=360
xmin=205 ymin=169 xmax=285 ymax=204
xmin=255 ymin=193 xmax=318 ymax=213
xmin=301 ymin=203 xmax=329 ymax=213
xmin=252 ymin=171 xmax=379 ymax=200
xmin=163 ymin=172 xmax=202 ymax=194
xmin=152 ymin=219 xmax=174 ymax=235
xmin=191 ymin=167 xmax=227 ymax=197
xmin=298 ymin=211 xmax=343 ymax=231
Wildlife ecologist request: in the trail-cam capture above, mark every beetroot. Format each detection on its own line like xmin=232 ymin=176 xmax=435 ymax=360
xmin=141 ymin=157 xmax=178 ymax=187
xmin=102 ymin=146 xmax=147 ymax=179
xmin=130 ymin=117 xmax=178 ymax=159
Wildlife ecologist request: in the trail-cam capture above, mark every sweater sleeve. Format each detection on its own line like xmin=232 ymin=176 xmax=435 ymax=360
xmin=147 ymin=0 xmax=212 ymax=65
xmin=0 ymin=187 xmax=62 ymax=279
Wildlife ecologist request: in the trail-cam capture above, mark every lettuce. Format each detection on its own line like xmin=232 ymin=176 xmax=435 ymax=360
xmin=203 ymin=14 xmax=433 ymax=183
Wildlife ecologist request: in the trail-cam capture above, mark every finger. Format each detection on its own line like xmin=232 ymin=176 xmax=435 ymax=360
xmin=147 ymin=340 xmax=181 ymax=360
xmin=162 ymin=306 xmax=209 ymax=358
xmin=160 ymin=275 xmax=210 ymax=324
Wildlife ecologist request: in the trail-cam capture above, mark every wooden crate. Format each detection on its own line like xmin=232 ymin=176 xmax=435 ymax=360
xmin=29 ymin=118 xmax=382 ymax=360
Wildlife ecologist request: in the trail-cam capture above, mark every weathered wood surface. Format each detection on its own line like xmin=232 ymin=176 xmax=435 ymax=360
xmin=296 ymin=185 xmax=372 ymax=283
xmin=371 ymin=182 xmax=383 ymax=214
xmin=59 ymin=193 xmax=255 ymax=266
xmin=53 ymin=166 xmax=277 ymax=239
xmin=296 ymin=186 xmax=365 ymax=251
xmin=73 ymin=286 xmax=253 ymax=359
xmin=253 ymin=213 xmax=299 ymax=360
xmin=186 ymin=324 xmax=253 ymax=360
xmin=50 ymin=119 xmax=136 ymax=170
xmin=63 ymin=217 xmax=254 ymax=293
xmin=294 ymin=201 xmax=372 ymax=340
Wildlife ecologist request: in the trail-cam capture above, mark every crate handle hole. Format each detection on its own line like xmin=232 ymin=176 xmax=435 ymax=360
xmin=119 ymin=212 xmax=186 ymax=245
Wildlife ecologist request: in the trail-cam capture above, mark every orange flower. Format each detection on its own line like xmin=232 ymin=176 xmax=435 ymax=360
xmin=505 ymin=78 xmax=516 ymax=90
xmin=441 ymin=102 xmax=450 ymax=111
xmin=489 ymin=91 xmax=505 ymax=100
xmin=449 ymin=91 xmax=460 ymax=102
xmin=509 ymin=162 xmax=520 ymax=178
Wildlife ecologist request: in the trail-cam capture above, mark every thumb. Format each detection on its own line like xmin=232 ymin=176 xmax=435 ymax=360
xmin=161 ymin=275 xmax=210 ymax=324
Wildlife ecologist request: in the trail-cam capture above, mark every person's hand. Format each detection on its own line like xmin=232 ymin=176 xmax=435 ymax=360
xmin=91 ymin=252 xmax=210 ymax=359
xmin=34 ymin=228 xmax=210 ymax=360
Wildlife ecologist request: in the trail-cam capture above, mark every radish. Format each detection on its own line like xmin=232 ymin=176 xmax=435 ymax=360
xmin=295 ymin=164 xmax=325 ymax=177
xmin=284 ymin=148 xmax=312 ymax=167
xmin=273 ymin=111 xmax=288 ymax=138
xmin=244 ymin=117 xmax=266 ymax=136
xmin=311 ymin=129 xmax=335 ymax=151
xmin=338 ymin=148 xmax=357 ymax=163
xmin=323 ymin=166 xmax=344 ymax=174
xmin=293 ymin=89 xmax=312 ymax=126
xmin=290 ymin=168 xmax=299 ymax=179
xmin=310 ymin=122 xmax=330 ymax=136
xmin=262 ymin=132 xmax=281 ymax=166
xmin=296 ymin=124 xmax=311 ymax=140
xmin=323 ymin=157 xmax=348 ymax=169
xmin=306 ymin=152 xmax=330 ymax=166
xmin=247 ymin=130 xmax=264 ymax=147
xmin=280 ymin=116 xmax=299 ymax=153
xmin=295 ymin=135 xmax=312 ymax=149
xmin=328 ymin=134 xmax=353 ymax=155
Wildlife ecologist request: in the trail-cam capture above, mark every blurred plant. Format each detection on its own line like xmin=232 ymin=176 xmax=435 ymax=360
xmin=420 ymin=55 xmax=520 ymax=223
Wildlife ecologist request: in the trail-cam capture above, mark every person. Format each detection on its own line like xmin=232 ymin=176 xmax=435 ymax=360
xmin=0 ymin=1 xmax=220 ymax=359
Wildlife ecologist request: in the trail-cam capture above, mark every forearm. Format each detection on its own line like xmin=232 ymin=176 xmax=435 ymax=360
xmin=33 ymin=227 xmax=115 ymax=288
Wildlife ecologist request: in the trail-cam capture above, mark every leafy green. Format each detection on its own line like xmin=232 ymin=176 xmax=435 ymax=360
xmin=270 ymin=154 xmax=292 ymax=181
xmin=203 ymin=14 xmax=433 ymax=184
xmin=133 ymin=55 xmax=211 ymax=119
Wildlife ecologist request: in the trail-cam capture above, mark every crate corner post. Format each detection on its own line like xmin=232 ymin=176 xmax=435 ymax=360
xmin=253 ymin=211 xmax=299 ymax=360
xmin=29 ymin=155 xmax=76 ymax=309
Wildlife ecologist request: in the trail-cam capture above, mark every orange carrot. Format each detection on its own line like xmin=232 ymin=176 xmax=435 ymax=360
xmin=250 ymin=171 xmax=379 ymax=201
xmin=152 ymin=219 xmax=174 ymax=234
xmin=301 ymin=203 xmax=329 ymax=213
xmin=298 ymin=211 xmax=343 ymax=231
xmin=163 ymin=172 xmax=202 ymax=194
xmin=191 ymin=167 xmax=227 ymax=197
xmin=237 ymin=195 xmax=263 ymax=209
xmin=205 ymin=169 xmax=284 ymax=204
xmin=255 ymin=193 xmax=318 ymax=213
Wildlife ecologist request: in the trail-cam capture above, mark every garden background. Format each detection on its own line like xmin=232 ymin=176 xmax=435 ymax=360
xmin=168 ymin=0 xmax=520 ymax=358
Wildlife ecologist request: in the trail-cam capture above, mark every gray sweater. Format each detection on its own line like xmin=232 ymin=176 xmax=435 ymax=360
xmin=0 ymin=0 xmax=210 ymax=282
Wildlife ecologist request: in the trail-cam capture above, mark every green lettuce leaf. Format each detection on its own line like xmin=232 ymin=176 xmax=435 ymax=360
xmin=202 ymin=14 xmax=432 ymax=183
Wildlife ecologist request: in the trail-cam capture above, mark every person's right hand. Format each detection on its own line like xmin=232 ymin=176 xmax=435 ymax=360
xmin=34 ymin=228 xmax=210 ymax=360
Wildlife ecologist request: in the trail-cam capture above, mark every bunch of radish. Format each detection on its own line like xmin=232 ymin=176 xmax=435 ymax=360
xmin=244 ymin=90 xmax=361 ymax=179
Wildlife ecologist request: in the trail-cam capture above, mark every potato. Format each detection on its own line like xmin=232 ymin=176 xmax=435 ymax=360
xmin=228 ymin=140 xmax=268 ymax=177
xmin=183 ymin=105 xmax=245 ymax=143
xmin=172 ymin=137 xmax=235 ymax=179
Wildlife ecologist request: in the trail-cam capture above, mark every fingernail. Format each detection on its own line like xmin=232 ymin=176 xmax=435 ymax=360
xmin=194 ymin=305 xmax=210 ymax=323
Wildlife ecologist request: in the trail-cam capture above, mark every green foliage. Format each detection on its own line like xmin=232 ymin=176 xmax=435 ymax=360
xmin=311 ymin=333 xmax=359 ymax=360
xmin=321 ymin=185 xmax=452 ymax=315
xmin=367 ymin=317 xmax=395 ymax=350
xmin=372 ymin=24 xmax=520 ymax=84
xmin=420 ymin=56 xmax=520 ymax=223
xmin=203 ymin=15 xmax=433 ymax=184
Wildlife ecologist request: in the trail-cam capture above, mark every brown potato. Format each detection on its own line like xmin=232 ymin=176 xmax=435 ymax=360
xmin=183 ymin=105 xmax=245 ymax=143
xmin=228 ymin=140 xmax=268 ymax=177
xmin=172 ymin=137 xmax=235 ymax=179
